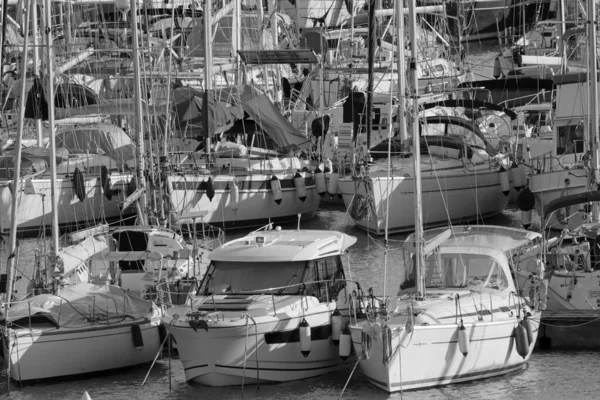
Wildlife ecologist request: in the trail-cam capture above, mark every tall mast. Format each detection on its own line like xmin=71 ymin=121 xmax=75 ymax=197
xmin=31 ymin=0 xmax=43 ymax=145
xmin=588 ymin=0 xmax=600 ymax=222
xmin=203 ymin=0 xmax=213 ymax=156
xmin=43 ymin=0 xmax=59 ymax=256
xmin=366 ymin=0 xmax=376 ymax=155
xmin=396 ymin=0 xmax=407 ymax=143
xmin=5 ymin=0 xmax=31 ymax=308
xmin=559 ymin=0 xmax=566 ymax=74
xmin=233 ymin=0 xmax=242 ymax=84
xmin=131 ymin=0 xmax=148 ymax=224
xmin=0 ymin=0 xmax=8 ymax=74
xmin=408 ymin=0 xmax=425 ymax=298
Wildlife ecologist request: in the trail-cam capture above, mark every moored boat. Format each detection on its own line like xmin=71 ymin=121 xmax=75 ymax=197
xmin=162 ymin=226 xmax=360 ymax=386
xmin=349 ymin=225 xmax=544 ymax=392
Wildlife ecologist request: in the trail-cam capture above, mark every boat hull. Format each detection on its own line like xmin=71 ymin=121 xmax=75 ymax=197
xmin=2 ymin=320 xmax=161 ymax=381
xmin=529 ymin=169 xmax=588 ymax=230
xmin=0 ymin=173 xmax=134 ymax=237
xmin=339 ymin=170 xmax=509 ymax=235
xmin=350 ymin=318 xmax=539 ymax=392
xmin=164 ymin=308 xmax=350 ymax=386
xmin=166 ymin=173 xmax=321 ymax=230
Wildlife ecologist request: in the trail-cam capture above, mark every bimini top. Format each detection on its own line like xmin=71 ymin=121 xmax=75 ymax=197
xmin=405 ymin=225 xmax=541 ymax=255
xmin=209 ymin=229 xmax=357 ymax=262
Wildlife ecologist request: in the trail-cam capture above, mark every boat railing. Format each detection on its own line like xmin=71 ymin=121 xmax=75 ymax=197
xmin=157 ymin=278 xmax=386 ymax=322
xmin=527 ymin=149 xmax=587 ymax=175
xmin=154 ymin=280 xmax=199 ymax=309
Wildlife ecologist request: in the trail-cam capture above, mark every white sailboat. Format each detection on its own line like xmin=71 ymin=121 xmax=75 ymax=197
xmin=1 ymin=0 xmax=161 ymax=382
xmin=347 ymin=1 xmax=543 ymax=392
xmin=337 ymin=0 xmax=510 ymax=235
xmin=165 ymin=2 xmax=321 ymax=231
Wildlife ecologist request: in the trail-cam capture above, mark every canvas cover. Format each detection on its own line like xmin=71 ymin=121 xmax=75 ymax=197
xmin=56 ymin=123 xmax=136 ymax=163
xmin=172 ymin=87 xmax=242 ymax=137
xmin=417 ymin=225 xmax=541 ymax=253
xmin=0 ymin=147 xmax=69 ymax=179
xmin=240 ymin=85 xmax=311 ymax=152
xmin=6 ymin=283 xmax=153 ymax=328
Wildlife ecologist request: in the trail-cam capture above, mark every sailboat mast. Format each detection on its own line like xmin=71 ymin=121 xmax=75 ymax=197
xmin=43 ymin=0 xmax=59 ymax=255
xmin=588 ymin=0 xmax=600 ymax=222
xmin=396 ymin=0 xmax=407 ymax=143
xmin=130 ymin=0 xmax=148 ymax=224
xmin=408 ymin=0 xmax=425 ymax=297
xmin=233 ymin=0 xmax=242 ymax=84
xmin=203 ymin=0 xmax=213 ymax=156
xmin=31 ymin=1 xmax=43 ymax=145
xmin=0 ymin=0 xmax=8 ymax=72
xmin=4 ymin=0 xmax=32 ymax=308
xmin=366 ymin=0 xmax=376 ymax=154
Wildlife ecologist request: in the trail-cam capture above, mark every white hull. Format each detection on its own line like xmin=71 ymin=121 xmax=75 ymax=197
xmin=167 ymin=172 xmax=321 ymax=229
xmin=3 ymin=320 xmax=161 ymax=381
xmin=165 ymin=306 xmax=351 ymax=386
xmin=529 ymin=169 xmax=588 ymax=230
xmin=0 ymin=173 xmax=134 ymax=236
xmin=339 ymin=170 xmax=509 ymax=235
xmin=350 ymin=317 xmax=538 ymax=392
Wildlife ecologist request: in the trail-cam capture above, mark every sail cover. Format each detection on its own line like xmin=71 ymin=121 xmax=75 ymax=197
xmin=239 ymin=85 xmax=311 ymax=151
xmin=172 ymin=86 xmax=242 ymax=137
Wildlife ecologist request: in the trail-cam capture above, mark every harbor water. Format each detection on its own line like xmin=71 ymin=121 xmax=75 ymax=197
xmin=2 ymin=43 xmax=599 ymax=399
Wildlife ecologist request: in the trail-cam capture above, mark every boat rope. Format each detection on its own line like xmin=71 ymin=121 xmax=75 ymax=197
xmin=138 ymin=327 xmax=171 ymax=392
xmin=531 ymin=314 xmax=600 ymax=328
xmin=338 ymin=355 xmax=362 ymax=399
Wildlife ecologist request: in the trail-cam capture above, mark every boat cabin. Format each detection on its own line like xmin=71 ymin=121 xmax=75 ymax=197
xmin=197 ymin=229 xmax=356 ymax=303
xmin=399 ymin=227 xmax=542 ymax=297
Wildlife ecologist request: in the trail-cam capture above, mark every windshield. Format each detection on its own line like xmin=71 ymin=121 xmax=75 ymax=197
xmin=198 ymin=260 xmax=306 ymax=295
xmin=424 ymin=252 xmax=509 ymax=292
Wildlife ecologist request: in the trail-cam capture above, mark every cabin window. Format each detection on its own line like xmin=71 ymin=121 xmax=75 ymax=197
xmin=557 ymin=124 xmax=584 ymax=154
xmin=113 ymin=231 xmax=148 ymax=272
xmin=435 ymin=65 xmax=445 ymax=72
xmin=422 ymin=123 xmax=446 ymax=136
xmin=198 ymin=261 xmax=306 ymax=295
xmin=425 ymin=253 xmax=509 ymax=292
xmin=447 ymin=125 xmax=486 ymax=149
xmin=305 ymin=256 xmax=346 ymax=302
